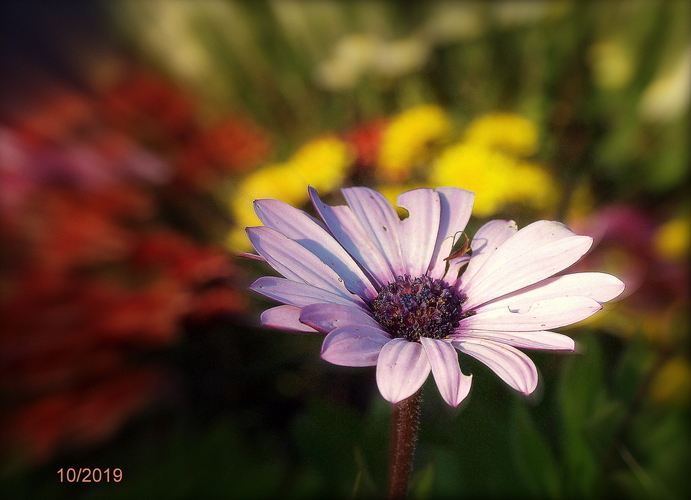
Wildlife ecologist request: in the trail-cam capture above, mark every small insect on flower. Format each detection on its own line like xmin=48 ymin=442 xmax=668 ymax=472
xmin=444 ymin=231 xmax=470 ymax=261
xmin=244 ymin=186 xmax=625 ymax=407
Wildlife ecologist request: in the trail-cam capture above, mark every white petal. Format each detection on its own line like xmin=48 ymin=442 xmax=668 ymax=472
xmin=309 ymin=187 xmax=395 ymax=287
xmin=442 ymin=255 xmax=470 ymax=286
xmin=454 ymin=338 xmax=538 ymax=395
xmin=321 ymin=325 xmax=392 ymax=367
xmin=247 ymin=226 xmax=366 ymax=306
xmin=397 ymin=189 xmax=441 ymax=277
xmin=249 ymin=276 xmax=367 ymax=309
xmin=254 ymin=198 xmax=378 ymax=300
xmin=300 ymin=303 xmax=381 ymax=333
xmin=261 ymin=305 xmax=317 ymax=333
xmin=454 ymin=330 xmax=575 ymax=350
xmin=458 ymin=219 xmax=517 ymax=288
xmin=420 ymin=337 xmax=472 ymax=407
xmin=483 ymin=272 xmax=626 ymax=307
xmin=376 ymin=338 xmax=431 ymax=404
xmin=462 ymin=224 xmax=593 ymax=309
xmin=342 ymin=186 xmax=406 ymax=276
xmin=428 ymin=188 xmax=476 ymax=280
xmin=462 ymin=296 xmax=603 ymax=331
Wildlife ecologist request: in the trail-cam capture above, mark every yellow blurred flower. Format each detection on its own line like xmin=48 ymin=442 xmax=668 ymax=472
xmin=511 ymin=161 xmax=559 ymax=212
xmin=587 ymin=40 xmax=635 ymax=90
xmin=653 ymin=216 xmax=690 ymax=261
xmin=228 ymin=135 xmax=351 ymax=250
xmin=430 ymin=143 xmax=557 ymax=217
xmin=289 ymin=136 xmax=352 ymax=193
xmin=463 ymin=112 xmax=539 ymax=157
xmin=377 ymin=182 xmax=429 ymax=218
xmin=427 ymin=112 xmax=557 ymax=217
xmin=431 ymin=143 xmax=513 ymax=216
xmin=378 ymin=105 xmax=451 ymax=182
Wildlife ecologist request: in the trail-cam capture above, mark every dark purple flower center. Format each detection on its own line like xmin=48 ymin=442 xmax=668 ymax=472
xmin=371 ymin=274 xmax=471 ymax=342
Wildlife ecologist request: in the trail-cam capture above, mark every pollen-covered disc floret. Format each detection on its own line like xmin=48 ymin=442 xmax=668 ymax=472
xmin=371 ymin=275 xmax=468 ymax=342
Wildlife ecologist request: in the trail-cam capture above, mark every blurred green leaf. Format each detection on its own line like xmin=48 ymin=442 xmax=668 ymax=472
xmin=292 ymin=397 xmax=368 ymax=498
xmin=559 ymin=333 xmax=605 ymax=497
xmin=510 ymin=401 xmax=561 ymax=498
xmin=409 ymin=460 xmax=435 ymax=500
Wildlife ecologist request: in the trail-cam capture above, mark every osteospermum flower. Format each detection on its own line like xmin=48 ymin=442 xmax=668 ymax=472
xmin=245 ymin=186 xmax=625 ymax=406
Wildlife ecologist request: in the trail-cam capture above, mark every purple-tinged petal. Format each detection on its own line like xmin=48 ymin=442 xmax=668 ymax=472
xmin=397 ymin=189 xmax=441 ymax=277
xmin=247 ymin=226 xmax=366 ymax=306
xmin=376 ymin=338 xmax=431 ymax=404
xmin=321 ymin=325 xmax=393 ymax=367
xmin=254 ymin=198 xmax=378 ymax=300
xmin=462 ymin=296 xmax=603 ymax=331
xmin=300 ymin=303 xmax=381 ymax=333
xmin=420 ymin=337 xmax=473 ymax=407
xmin=342 ymin=186 xmax=406 ymax=276
xmin=238 ymin=252 xmax=267 ymax=262
xmin=453 ymin=338 xmax=538 ymax=395
xmin=452 ymin=330 xmax=575 ymax=351
xmin=261 ymin=305 xmax=317 ymax=333
xmin=457 ymin=220 xmax=518 ymax=288
xmin=428 ymin=188 xmax=476 ymax=280
xmin=462 ymin=226 xmax=593 ymax=309
xmin=249 ymin=276 xmax=368 ymax=309
xmin=309 ymin=187 xmax=395 ymax=287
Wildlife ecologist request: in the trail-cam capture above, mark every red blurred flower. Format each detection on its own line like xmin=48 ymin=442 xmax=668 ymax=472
xmin=344 ymin=118 xmax=388 ymax=171
xmin=99 ymin=68 xmax=272 ymax=190
xmin=1 ymin=70 xmax=253 ymax=467
xmin=3 ymin=369 xmax=166 ymax=464
xmin=100 ymin=69 xmax=197 ymax=143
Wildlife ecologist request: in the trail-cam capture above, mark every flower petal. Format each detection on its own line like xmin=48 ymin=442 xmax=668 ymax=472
xmin=261 ymin=305 xmax=317 ymax=333
xmin=321 ymin=325 xmax=393 ymax=367
xmin=238 ymin=252 xmax=267 ymax=262
xmin=488 ymin=272 xmax=626 ymax=306
xmin=453 ymin=330 xmax=575 ymax=351
xmin=300 ymin=303 xmax=381 ymax=333
xmin=309 ymin=186 xmax=395 ymax=286
xmin=254 ymin=198 xmax=378 ymax=300
xmin=249 ymin=276 xmax=367 ymax=309
xmin=376 ymin=338 xmax=431 ymax=404
xmin=458 ymin=219 xmax=517 ymax=288
xmin=342 ymin=186 xmax=406 ymax=276
xmin=442 ymin=255 xmax=471 ymax=286
xmin=420 ymin=337 xmax=472 ymax=407
xmin=428 ymin=188 xmax=475 ymax=280
xmin=462 ymin=296 xmax=603 ymax=331
xmin=462 ymin=221 xmax=593 ymax=309
xmin=397 ymin=189 xmax=441 ymax=277
xmin=462 ymin=272 xmax=625 ymax=330
xmin=453 ymin=338 xmax=538 ymax=394
xmin=247 ymin=226 xmax=366 ymax=306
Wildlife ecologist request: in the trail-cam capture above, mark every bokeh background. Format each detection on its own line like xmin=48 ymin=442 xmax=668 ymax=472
xmin=1 ymin=1 xmax=688 ymax=498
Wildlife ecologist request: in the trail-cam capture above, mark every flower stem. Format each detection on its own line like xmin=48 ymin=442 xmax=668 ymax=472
xmin=386 ymin=389 xmax=422 ymax=500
